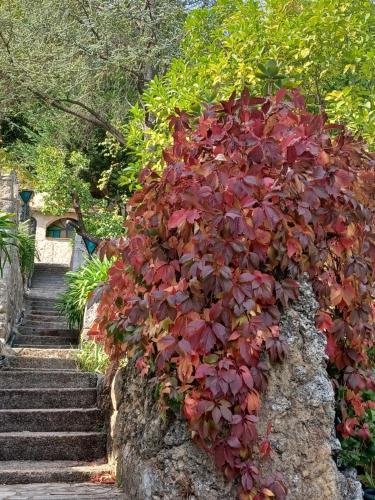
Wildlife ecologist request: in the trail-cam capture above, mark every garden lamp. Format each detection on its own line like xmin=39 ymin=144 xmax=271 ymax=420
xmin=83 ymin=236 xmax=98 ymax=257
xmin=19 ymin=190 xmax=34 ymax=204
xmin=19 ymin=190 xmax=34 ymax=222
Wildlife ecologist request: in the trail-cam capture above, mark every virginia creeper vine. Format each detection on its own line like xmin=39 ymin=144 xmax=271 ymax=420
xmin=90 ymin=89 xmax=375 ymax=499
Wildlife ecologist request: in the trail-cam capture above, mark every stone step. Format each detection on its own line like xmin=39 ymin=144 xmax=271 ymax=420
xmin=26 ymin=308 xmax=62 ymax=315
xmin=11 ymin=348 xmax=79 ymax=359
xmin=25 ymin=313 xmax=64 ymax=320
xmin=0 ymin=483 xmax=123 ymax=498
xmin=0 ymin=432 xmax=106 ymax=461
xmin=25 ymin=296 xmax=61 ymax=302
xmin=7 ymin=356 xmax=76 ymax=370
xmin=31 ymin=279 xmax=66 ymax=284
xmin=19 ymin=323 xmax=70 ymax=331
xmin=0 ymin=388 xmax=97 ymax=409
xmin=25 ymin=297 xmax=59 ymax=302
xmin=25 ymin=299 xmax=59 ymax=305
xmin=0 ymin=370 xmax=97 ymax=389
xmin=25 ymin=304 xmax=60 ymax=311
xmin=30 ymin=287 xmax=66 ymax=292
xmin=0 ymin=408 xmax=103 ymax=432
xmin=13 ymin=335 xmax=77 ymax=346
xmin=19 ymin=326 xmax=72 ymax=332
xmin=0 ymin=461 xmax=113 ymax=485
xmin=30 ymin=283 xmax=66 ymax=287
xmin=25 ymin=311 xmax=62 ymax=317
xmin=11 ymin=344 xmax=77 ymax=349
xmin=28 ymin=292 xmax=66 ymax=297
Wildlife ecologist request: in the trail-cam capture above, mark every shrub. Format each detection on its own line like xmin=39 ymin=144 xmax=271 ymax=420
xmin=0 ymin=211 xmax=18 ymax=274
xmin=126 ymin=0 xmax=375 ymax=179
xmin=58 ymin=256 xmax=115 ymax=330
xmin=90 ymin=89 xmax=374 ymax=498
xmin=338 ymin=388 xmax=375 ymax=488
xmin=17 ymin=221 xmax=36 ymax=277
xmin=74 ymin=339 xmax=110 ymax=374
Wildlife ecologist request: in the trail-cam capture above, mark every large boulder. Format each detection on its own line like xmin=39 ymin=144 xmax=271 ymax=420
xmin=109 ymin=361 xmax=237 ymax=499
xmin=107 ymin=280 xmax=362 ymax=499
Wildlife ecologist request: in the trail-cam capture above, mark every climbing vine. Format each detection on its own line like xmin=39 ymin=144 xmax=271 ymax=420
xmin=90 ymin=89 xmax=375 ymax=499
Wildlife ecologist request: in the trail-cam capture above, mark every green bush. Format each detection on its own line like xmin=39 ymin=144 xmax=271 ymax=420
xmin=17 ymin=221 xmax=36 ymax=277
xmin=125 ymin=0 xmax=375 ymax=180
xmin=0 ymin=212 xmax=18 ymax=275
xmin=338 ymin=389 xmax=375 ymax=488
xmin=57 ymin=255 xmax=115 ymax=330
xmin=74 ymin=339 xmax=109 ymax=374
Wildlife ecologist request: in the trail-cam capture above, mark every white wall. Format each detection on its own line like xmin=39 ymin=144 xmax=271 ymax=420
xmin=33 ymin=213 xmax=74 ymax=265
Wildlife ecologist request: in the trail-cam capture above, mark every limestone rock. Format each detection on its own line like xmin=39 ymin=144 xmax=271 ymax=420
xmin=81 ymin=287 xmax=103 ymax=339
xmin=256 ymin=280 xmax=362 ymax=499
xmin=109 ymin=279 xmax=362 ymax=500
xmin=110 ymin=362 xmax=237 ymax=500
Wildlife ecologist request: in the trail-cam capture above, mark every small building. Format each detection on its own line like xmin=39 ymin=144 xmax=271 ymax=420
xmin=30 ymin=194 xmax=77 ymax=266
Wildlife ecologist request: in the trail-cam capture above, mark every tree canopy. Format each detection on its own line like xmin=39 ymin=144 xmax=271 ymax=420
xmin=126 ymin=0 xmax=375 ymax=178
xmin=0 ymin=0 xmax=189 ymax=146
xmin=0 ymin=0 xmax=193 ymax=237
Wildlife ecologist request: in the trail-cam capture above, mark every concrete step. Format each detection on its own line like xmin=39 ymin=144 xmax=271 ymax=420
xmin=25 ymin=297 xmax=59 ymax=303
xmin=7 ymin=356 xmax=76 ymax=370
xmin=11 ymin=344 xmax=78 ymax=349
xmin=25 ymin=305 xmax=60 ymax=312
xmin=18 ymin=321 xmax=71 ymax=336
xmin=24 ymin=299 xmax=58 ymax=311
xmin=13 ymin=335 xmax=77 ymax=346
xmin=30 ymin=285 xmax=66 ymax=289
xmin=26 ymin=309 xmax=62 ymax=315
xmin=19 ymin=324 xmax=71 ymax=332
xmin=0 ymin=388 xmax=97 ymax=409
xmin=25 ymin=313 xmax=64 ymax=320
xmin=0 ymin=408 xmax=103 ymax=432
xmin=0 ymin=461 xmax=113 ymax=485
xmin=11 ymin=348 xmax=79 ymax=359
xmin=25 ymin=297 xmax=60 ymax=304
xmin=0 ymin=370 xmax=96 ymax=389
xmin=31 ymin=279 xmax=66 ymax=283
xmin=0 ymin=483 xmax=123 ymax=498
xmin=30 ymin=287 xmax=66 ymax=292
xmin=0 ymin=432 xmax=106 ymax=461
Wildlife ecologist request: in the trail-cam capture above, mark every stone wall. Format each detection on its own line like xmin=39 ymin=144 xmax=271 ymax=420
xmin=70 ymin=234 xmax=86 ymax=271
xmin=256 ymin=280 xmax=362 ymax=500
xmin=82 ymin=287 xmax=103 ymax=339
xmin=107 ymin=280 xmax=362 ymax=500
xmin=0 ymin=173 xmax=24 ymax=345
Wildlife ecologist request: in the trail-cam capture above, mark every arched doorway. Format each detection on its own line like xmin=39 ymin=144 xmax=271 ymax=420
xmin=46 ymin=218 xmax=76 ymax=239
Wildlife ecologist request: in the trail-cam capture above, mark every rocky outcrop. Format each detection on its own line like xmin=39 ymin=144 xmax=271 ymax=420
xmin=109 ymin=363 xmax=237 ymax=500
xmin=108 ymin=280 xmax=362 ymax=499
xmin=256 ymin=280 xmax=362 ymax=500
xmin=82 ymin=287 xmax=103 ymax=339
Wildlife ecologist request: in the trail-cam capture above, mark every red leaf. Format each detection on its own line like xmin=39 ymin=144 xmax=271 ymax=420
xmin=247 ymin=390 xmax=260 ymax=413
xmin=168 ymin=209 xmax=200 ymax=229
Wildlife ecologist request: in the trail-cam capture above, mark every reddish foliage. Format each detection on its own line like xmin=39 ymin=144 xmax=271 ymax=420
xmin=89 ymin=89 xmax=375 ymax=498
xmin=90 ymin=472 xmax=116 ymax=484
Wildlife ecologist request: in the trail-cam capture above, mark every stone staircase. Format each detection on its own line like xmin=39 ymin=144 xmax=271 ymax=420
xmin=0 ymin=264 xmax=121 ymax=495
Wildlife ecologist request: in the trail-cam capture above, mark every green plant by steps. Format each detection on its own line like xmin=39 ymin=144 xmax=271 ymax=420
xmin=57 ymin=256 xmax=115 ymax=330
xmin=338 ymin=389 xmax=375 ymax=488
xmin=0 ymin=212 xmax=18 ymax=275
xmin=17 ymin=221 xmax=36 ymax=277
xmin=74 ymin=339 xmax=109 ymax=374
